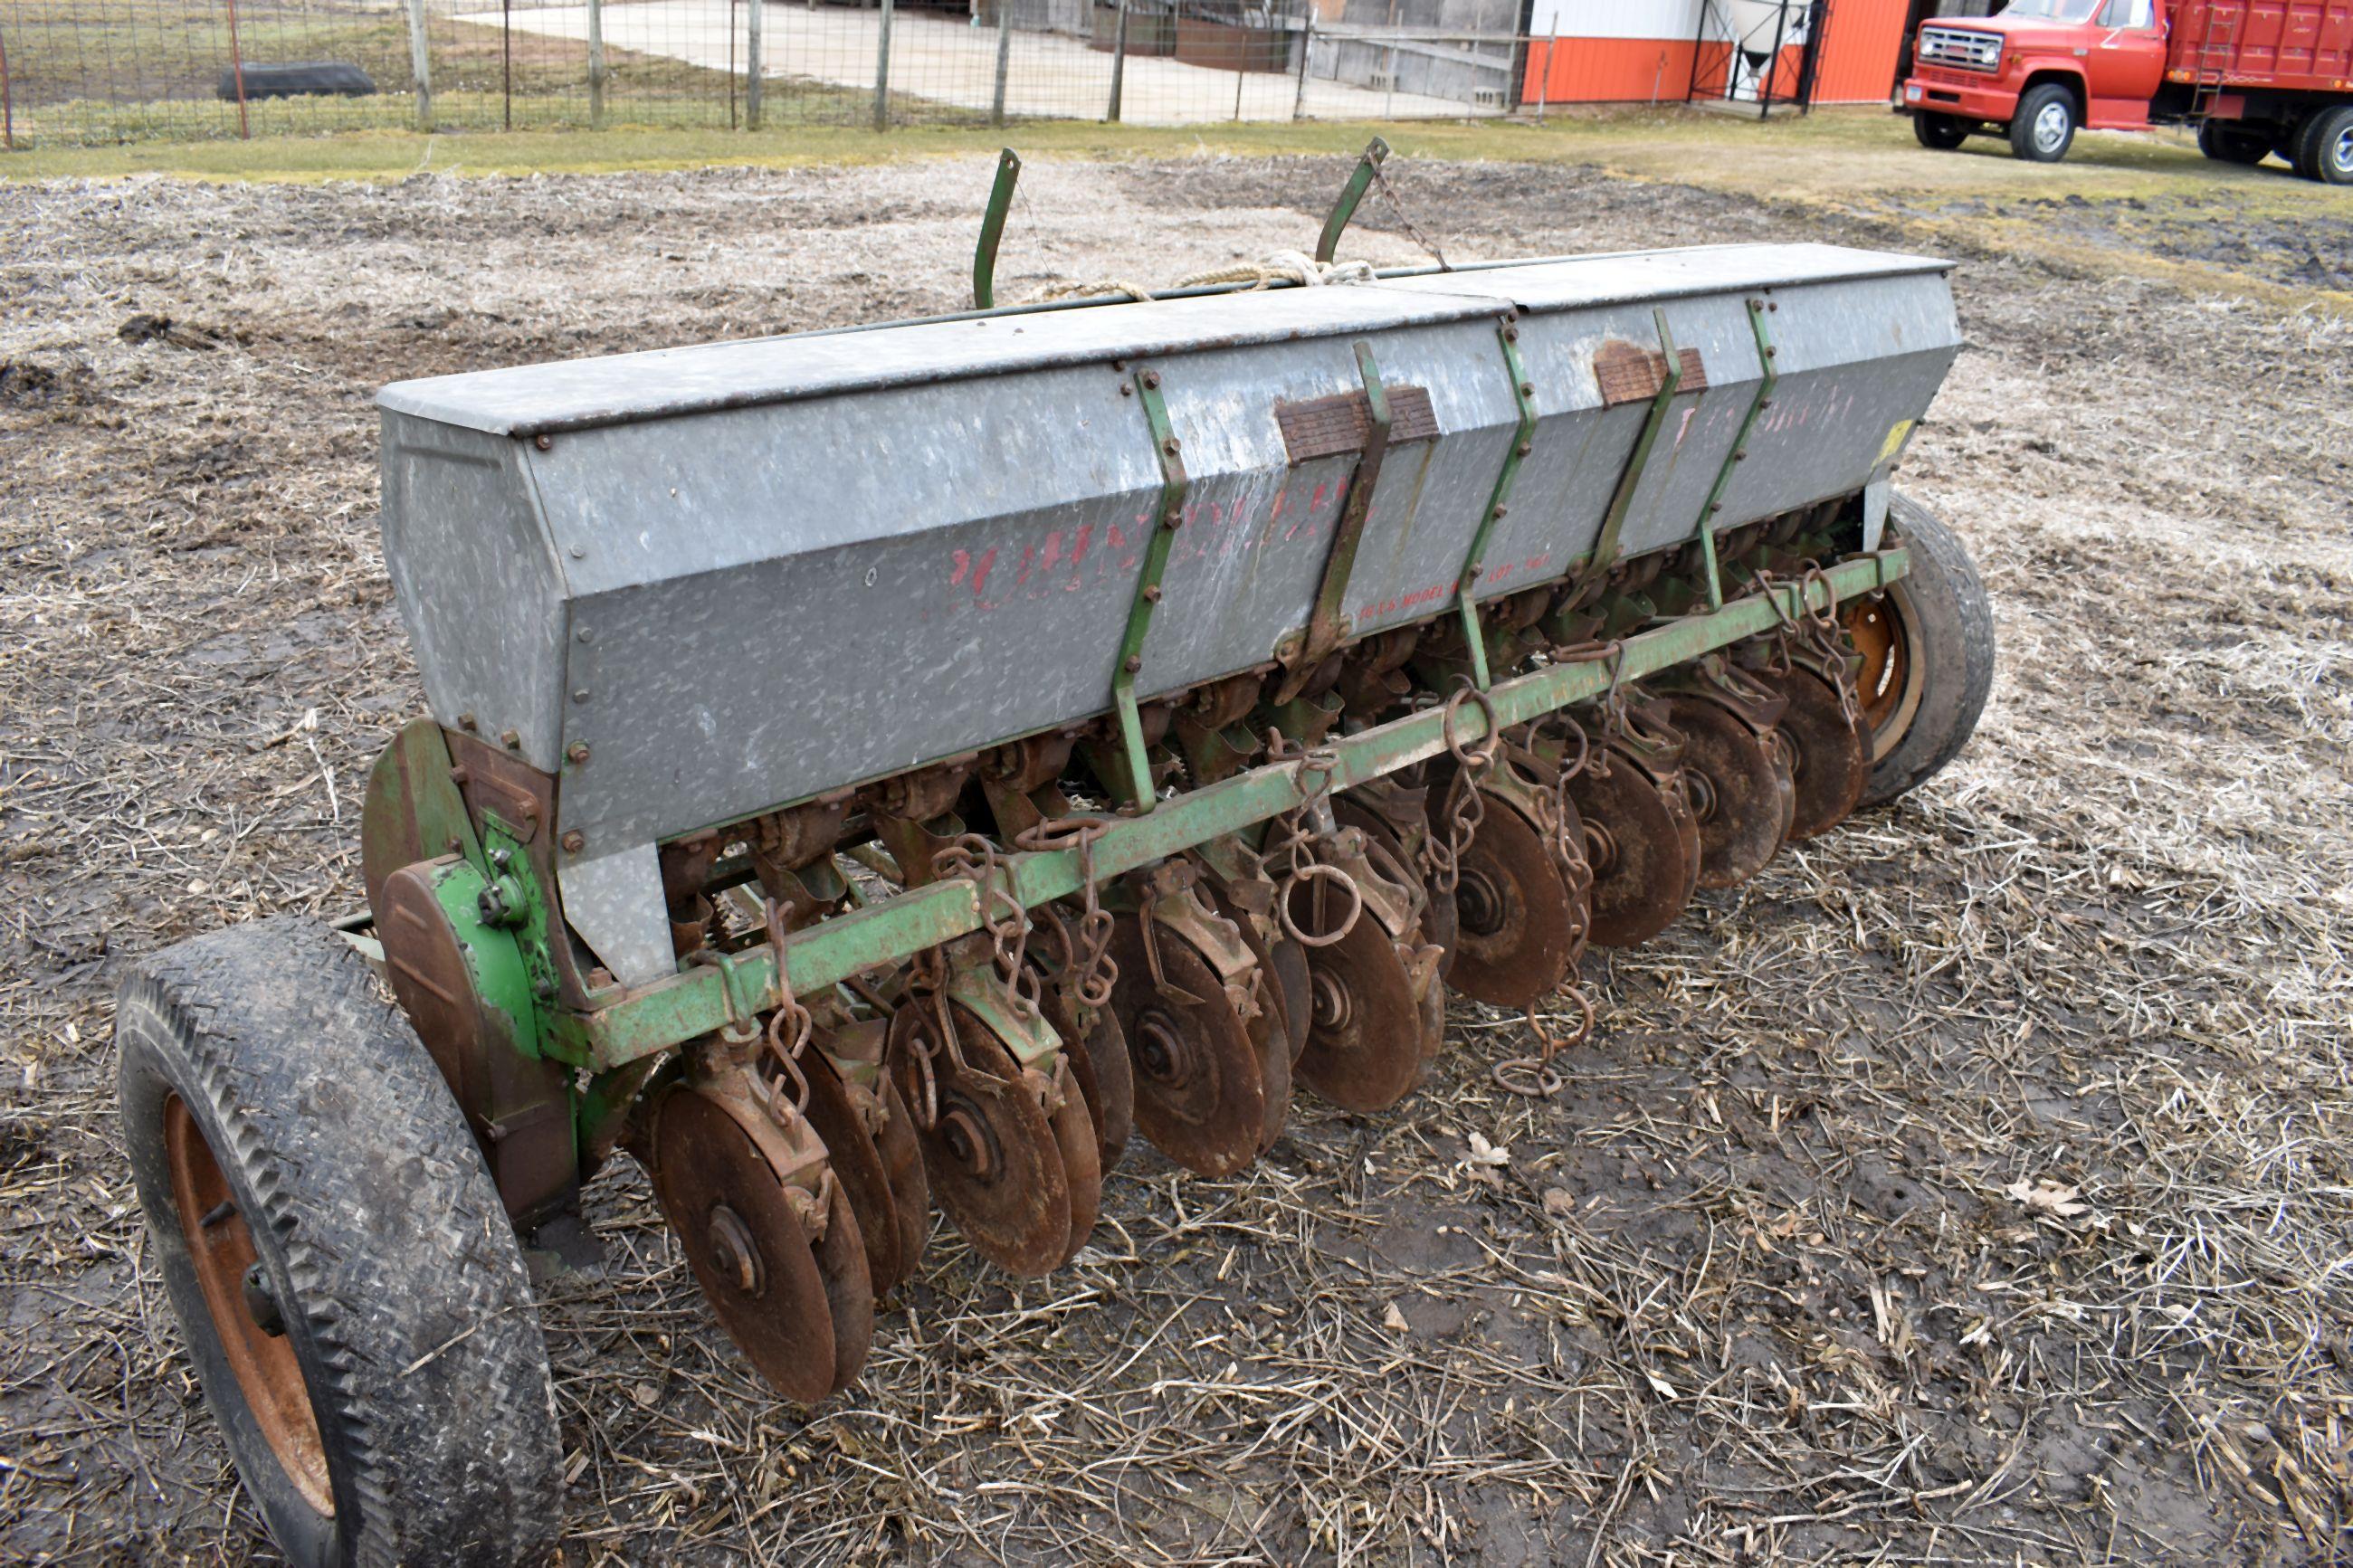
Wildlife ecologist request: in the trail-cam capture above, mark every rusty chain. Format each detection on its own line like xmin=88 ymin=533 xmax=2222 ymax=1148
xmin=1420 ymin=679 xmax=1499 ymax=898
xmin=1261 ymin=731 xmax=1363 ymax=948
xmin=932 ymin=832 xmax=1042 ymax=1023
xmin=1758 ymin=563 xmax=1863 ymax=731
xmin=1012 ymin=815 xmax=1119 ymax=1012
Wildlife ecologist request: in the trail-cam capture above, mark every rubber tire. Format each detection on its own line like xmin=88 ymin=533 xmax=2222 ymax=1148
xmin=2008 ymin=82 xmax=2077 ymax=163
xmin=2294 ymin=104 xmax=2353 ymax=184
xmin=2196 ymin=119 xmax=2271 ymax=166
xmin=1913 ymin=111 xmax=1971 ymax=150
xmin=117 ymin=917 xmax=562 ymax=1568
xmin=1858 ymin=494 xmax=1995 ymax=809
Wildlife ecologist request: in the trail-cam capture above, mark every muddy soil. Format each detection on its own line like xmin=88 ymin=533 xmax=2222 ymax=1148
xmin=2 ymin=154 xmax=2348 ymax=1566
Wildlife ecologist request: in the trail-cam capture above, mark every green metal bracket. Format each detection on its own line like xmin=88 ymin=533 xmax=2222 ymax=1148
xmin=1110 ymin=365 xmax=1189 ymax=813
xmin=972 ymin=147 xmax=1022 ymax=311
xmin=1315 ymin=138 xmax=1390 ymax=264
xmin=1693 ymin=296 xmax=1778 ymax=611
xmin=1577 ymin=309 xmax=1686 ymax=600
xmin=1281 ymin=340 xmax=1391 ymax=686
xmin=478 ymin=820 xmax=567 ymax=1054
xmin=1453 ymin=319 xmax=1539 ymax=689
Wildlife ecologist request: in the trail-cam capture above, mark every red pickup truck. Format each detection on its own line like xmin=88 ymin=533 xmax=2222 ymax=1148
xmin=1898 ymin=0 xmax=2353 ymax=181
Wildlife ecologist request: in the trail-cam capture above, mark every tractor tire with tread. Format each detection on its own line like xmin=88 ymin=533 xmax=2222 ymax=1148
xmin=1856 ymin=494 xmax=1995 ymax=809
xmin=2009 ymin=82 xmax=2078 ymax=163
xmin=2293 ymin=104 xmax=2353 ymax=183
xmin=1913 ymin=111 xmax=1971 ymax=150
xmin=116 ymin=917 xmax=562 ymax=1568
xmin=2197 ymin=119 xmax=2272 ymax=165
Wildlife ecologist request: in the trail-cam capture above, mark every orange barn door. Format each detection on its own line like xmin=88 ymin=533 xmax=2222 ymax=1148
xmin=1810 ymin=0 xmax=1915 ymax=101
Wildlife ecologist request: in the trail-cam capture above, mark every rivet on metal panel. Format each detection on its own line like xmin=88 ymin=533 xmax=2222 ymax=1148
xmin=1691 ymin=296 xmax=1779 ymax=613
xmin=568 ymin=546 xmax=586 ymax=560
xmin=459 ymin=712 xmax=478 ymax=731
xmin=567 ymin=743 xmax=591 ymax=765
xmin=500 ymin=728 xmax=521 ymax=749
xmin=577 ymin=627 xmax=594 ymax=643
xmin=1448 ymin=321 xmax=1538 ymax=691
xmin=534 ymin=434 xmax=553 ymax=451
xmin=573 ymin=689 xmax=591 ymax=704
xmin=561 ymin=831 xmax=586 ymax=854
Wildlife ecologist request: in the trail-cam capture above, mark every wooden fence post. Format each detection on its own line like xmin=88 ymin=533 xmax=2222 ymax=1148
xmin=747 ymin=0 xmax=764 ymax=128
xmin=1106 ymin=0 xmax=1127 ymax=122
xmin=991 ymin=2 xmax=1012 ymax=127
xmin=405 ymin=0 xmax=434 ymax=130
xmin=224 ymin=0 xmax=251 ymax=139
xmin=587 ymin=0 xmax=605 ymax=128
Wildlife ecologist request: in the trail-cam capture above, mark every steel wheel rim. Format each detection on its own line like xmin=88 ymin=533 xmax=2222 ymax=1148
xmin=1842 ymin=592 xmax=1924 ymax=764
xmin=2034 ymin=102 xmax=2068 ymax=151
xmin=163 ymin=1094 xmax=335 ymax=1517
xmin=2334 ymin=125 xmax=2353 ymax=174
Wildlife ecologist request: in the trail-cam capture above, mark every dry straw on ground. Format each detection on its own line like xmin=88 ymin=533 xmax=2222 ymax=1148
xmin=2 ymin=152 xmax=2348 ymax=1564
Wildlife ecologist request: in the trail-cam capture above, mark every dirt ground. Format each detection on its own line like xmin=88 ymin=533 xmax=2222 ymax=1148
xmin=3 ymin=147 xmax=2350 ymax=1566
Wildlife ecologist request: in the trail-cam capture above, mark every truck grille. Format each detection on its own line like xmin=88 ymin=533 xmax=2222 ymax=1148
xmin=1916 ymin=25 xmax=2001 ymax=72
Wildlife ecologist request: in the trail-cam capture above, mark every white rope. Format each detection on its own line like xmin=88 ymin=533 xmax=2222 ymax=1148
xmin=1017 ymin=251 xmax=1376 ymax=306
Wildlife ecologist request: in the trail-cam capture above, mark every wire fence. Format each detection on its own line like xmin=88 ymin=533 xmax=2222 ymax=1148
xmin=0 ymin=0 xmax=1842 ymax=148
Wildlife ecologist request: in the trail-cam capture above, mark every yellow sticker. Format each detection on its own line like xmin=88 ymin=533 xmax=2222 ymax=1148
xmin=1874 ymin=418 xmax=1916 ymax=469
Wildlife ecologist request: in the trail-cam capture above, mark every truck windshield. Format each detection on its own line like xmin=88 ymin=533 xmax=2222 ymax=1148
xmin=2001 ymin=0 xmax=2104 ymax=19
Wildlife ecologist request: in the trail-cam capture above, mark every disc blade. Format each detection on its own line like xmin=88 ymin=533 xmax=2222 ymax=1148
xmin=1198 ymin=877 xmax=1294 ymax=1155
xmin=1666 ymin=695 xmax=1789 ymax=889
xmin=873 ymin=1073 xmax=932 ymax=1282
xmin=1442 ymin=794 xmax=1579 ymax=1010
xmin=1294 ymin=916 xmax=1424 ymax=1113
xmin=798 ymin=1050 xmax=911 ymax=1298
xmin=1048 ymin=1060 xmax=1102 ymax=1266
xmin=1253 ymin=968 xmax=1293 ymax=1154
xmin=891 ymin=1002 xmax=1072 ymax=1278
xmin=1761 ymin=665 xmax=1867 ymax=840
xmin=1269 ymin=935 xmax=1312 ymax=1064
xmin=1333 ymin=801 xmax=1452 ymax=1057
xmin=1108 ymin=915 xmax=1266 ymax=1179
xmin=1570 ymin=750 xmax=1700 ymax=947
xmin=1039 ymin=973 xmax=1135 ymax=1175
xmin=648 ymin=1087 xmax=839 ymax=1403
xmin=1080 ymin=1005 xmax=1135 ymax=1174
xmin=808 ymin=1185 xmax=874 ymax=1397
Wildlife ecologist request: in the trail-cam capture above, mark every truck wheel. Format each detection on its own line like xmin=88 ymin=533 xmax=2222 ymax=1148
xmin=2299 ymin=105 xmax=2353 ymax=184
xmin=2196 ymin=119 xmax=2272 ymax=165
xmin=117 ymin=917 xmax=562 ymax=1568
xmin=1843 ymin=495 xmax=1995 ymax=809
xmin=2008 ymin=83 xmax=2077 ymax=162
xmin=1912 ymin=111 xmax=1971 ymax=150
